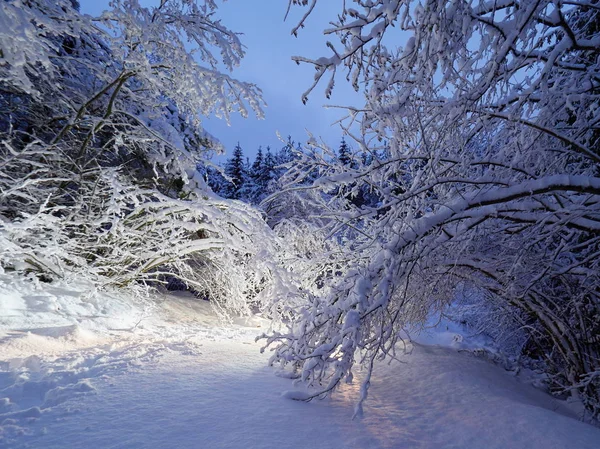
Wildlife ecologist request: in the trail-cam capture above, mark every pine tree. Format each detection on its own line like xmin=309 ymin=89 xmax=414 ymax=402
xmin=251 ymin=146 xmax=264 ymax=180
xmin=277 ymin=136 xmax=295 ymax=164
xmin=223 ymin=143 xmax=247 ymax=199
xmin=273 ymin=136 xmax=299 ymax=181
xmin=205 ymin=165 xmax=228 ymax=197
xmin=338 ymin=137 xmax=352 ymax=166
xmin=262 ymin=146 xmax=277 ymax=187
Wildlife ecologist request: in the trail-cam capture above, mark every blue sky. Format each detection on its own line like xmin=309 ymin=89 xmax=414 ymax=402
xmin=81 ymin=1 xmax=361 ymax=162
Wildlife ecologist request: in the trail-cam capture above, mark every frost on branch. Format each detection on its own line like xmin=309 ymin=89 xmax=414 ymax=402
xmin=274 ymin=0 xmax=600 ymax=419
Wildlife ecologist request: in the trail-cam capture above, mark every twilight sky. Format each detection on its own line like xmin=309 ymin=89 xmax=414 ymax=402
xmin=81 ymin=1 xmax=361 ymax=161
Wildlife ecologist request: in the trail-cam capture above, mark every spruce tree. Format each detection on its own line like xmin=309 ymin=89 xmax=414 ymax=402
xmin=223 ymin=143 xmax=247 ymax=199
xmin=251 ymin=146 xmax=264 ymax=180
xmin=262 ymin=146 xmax=276 ymax=187
xmin=205 ymin=166 xmax=228 ymax=197
xmin=338 ymin=137 xmax=352 ymax=166
xmin=277 ymin=136 xmax=295 ymax=165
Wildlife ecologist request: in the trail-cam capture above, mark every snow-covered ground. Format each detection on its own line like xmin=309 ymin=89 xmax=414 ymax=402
xmin=1 ymin=274 xmax=599 ymax=448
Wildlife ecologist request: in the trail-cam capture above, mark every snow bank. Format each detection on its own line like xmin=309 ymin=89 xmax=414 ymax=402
xmin=0 ymin=273 xmax=143 ymax=346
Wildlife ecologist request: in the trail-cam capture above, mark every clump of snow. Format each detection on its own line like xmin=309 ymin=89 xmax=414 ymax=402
xmin=43 ymin=380 xmax=96 ymax=408
xmin=281 ymin=390 xmax=312 ymax=401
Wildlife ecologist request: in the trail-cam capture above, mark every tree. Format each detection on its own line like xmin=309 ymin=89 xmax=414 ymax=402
xmin=260 ymin=146 xmax=276 ymax=184
xmin=267 ymin=0 xmax=600 ymax=418
xmin=273 ymin=136 xmax=299 ymax=177
xmin=251 ymin=146 xmax=264 ymax=181
xmin=223 ymin=143 xmax=248 ymax=199
xmin=337 ymin=137 xmax=352 ymax=167
xmin=0 ymin=0 xmax=293 ymax=317
xmin=204 ymin=165 xmax=228 ymax=197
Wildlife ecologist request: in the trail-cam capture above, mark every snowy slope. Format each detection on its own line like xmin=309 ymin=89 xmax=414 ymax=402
xmin=1 ymin=274 xmax=599 ymax=448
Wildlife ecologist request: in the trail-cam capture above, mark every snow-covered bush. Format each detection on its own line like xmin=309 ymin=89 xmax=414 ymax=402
xmin=266 ymin=0 xmax=600 ymax=419
xmin=0 ymin=0 xmax=290 ymax=316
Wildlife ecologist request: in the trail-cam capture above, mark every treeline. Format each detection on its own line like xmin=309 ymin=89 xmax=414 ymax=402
xmin=204 ymin=137 xmax=300 ymax=205
xmin=206 ymin=137 xmax=380 ymax=208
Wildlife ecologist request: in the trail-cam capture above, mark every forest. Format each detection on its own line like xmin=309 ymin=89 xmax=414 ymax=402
xmin=0 ymin=0 xmax=599 ymax=427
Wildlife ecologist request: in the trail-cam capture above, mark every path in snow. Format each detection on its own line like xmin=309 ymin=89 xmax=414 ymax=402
xmin=1 ymin=278 xmax=600 ymax=448
xmin=3 ymin=335 xmax=600 ymax=448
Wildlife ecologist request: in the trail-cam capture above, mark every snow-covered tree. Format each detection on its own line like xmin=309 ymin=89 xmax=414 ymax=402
xmin=273 ymin=137 xmax=299 ymax=177
xmin=244 ymin=146 xmax=271 ymax=204
xmin=251 ymin=146 xmax=264 ymax=181
xmin=0 ymin=0 xmax=295 ymax=317
xmin=223 ymin=143 xmax=248 ymax=200
xmin=337 ymin=137 xmax=352 ymax=167
xmin=267 ymin=0 xmax=600 ymax=418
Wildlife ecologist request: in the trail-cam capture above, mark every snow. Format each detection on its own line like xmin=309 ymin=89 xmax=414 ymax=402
xmin=1 ymin=274 xmax=599 ymax=448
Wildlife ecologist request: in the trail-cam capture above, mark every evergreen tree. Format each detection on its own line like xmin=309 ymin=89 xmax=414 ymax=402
xmin=212 ymin=138 xmax=306 ymax=205
xmin=223 ymin=143 xmax=247 ymax=199
xmin=251 ymin=146 xmax=264 ymax=180
xmin=205 ymin=165 xmax=228 ymax=197
xmin=360 ymin=151 xmax=373 ymax=167
xmin=338 ymin=137 xmax=352 ymax=166
xmin=277 ymin=136 xmax=295 ymax=165
xmin=273 ymin=136 xmax=299 ymax=180
xmin=262 ymin=146 xmax=277 ymax=187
